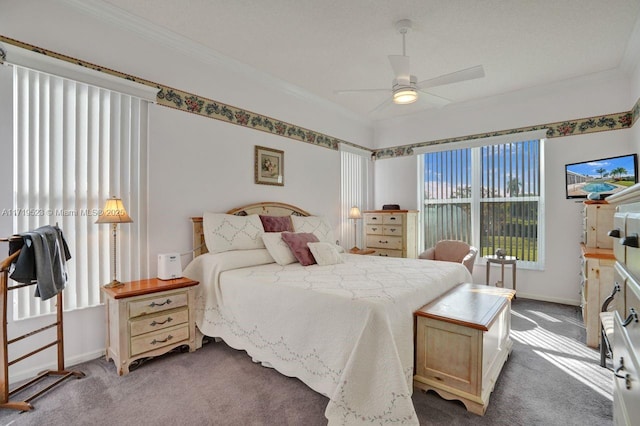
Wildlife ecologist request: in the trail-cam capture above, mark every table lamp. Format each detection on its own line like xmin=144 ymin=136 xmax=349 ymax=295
xmin=96 ymin=196 xmax=133 ymax=288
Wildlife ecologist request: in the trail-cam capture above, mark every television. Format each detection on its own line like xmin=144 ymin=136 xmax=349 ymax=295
xmin=565 ymin=153 xmax=638 ymax=199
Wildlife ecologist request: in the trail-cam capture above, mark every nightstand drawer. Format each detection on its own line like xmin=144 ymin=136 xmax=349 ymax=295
xmin=129 ymin=307 xmax=189 ymax=337
xmin=366 ymin=235 xmax=403 ymax=250
xmin=130 ymin=323 xmax=190 ymax=356
xmin=129 ymin=292 xmax=188 ymax=318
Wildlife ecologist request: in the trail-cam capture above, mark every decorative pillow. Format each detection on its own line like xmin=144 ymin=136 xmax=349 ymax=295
xmin=280 ymin=232 xmax=319 ymax=266
xmin=259 ymin=215 xmax=294 ymax=233
xmin=291 ymin=216 xmax=337 ymax=244
xmin=203 ymin=213 xmax=265 ymax=254
xmin=262 ymin=232 xmax=298 ymax=265
xmin=307 ymin=242 xmax=344 ymax=266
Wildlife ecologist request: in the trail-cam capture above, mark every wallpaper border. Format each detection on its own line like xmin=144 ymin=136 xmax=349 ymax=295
xmin=1 ymin=34 xmax=639 ymax=161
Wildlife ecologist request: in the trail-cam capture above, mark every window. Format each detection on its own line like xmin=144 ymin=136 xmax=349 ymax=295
xmin=419 ymin=135 xmax=544 ymax=269
xmin=340 ymin=144 xmax=371 ymax=250
xmin=10 ymin=61 xmax=155 ymax=319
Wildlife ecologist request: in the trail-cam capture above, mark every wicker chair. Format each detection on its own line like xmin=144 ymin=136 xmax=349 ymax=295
xmin=419 ymin=240 xmax=478 ymax=274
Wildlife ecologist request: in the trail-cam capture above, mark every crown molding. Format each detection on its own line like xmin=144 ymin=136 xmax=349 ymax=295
xmin=60 ymin=0 xmax=371 ymax=127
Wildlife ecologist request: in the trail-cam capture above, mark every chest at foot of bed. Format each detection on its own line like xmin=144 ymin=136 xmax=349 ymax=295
xmin=413 ymin=283 xmax=515 ymax=416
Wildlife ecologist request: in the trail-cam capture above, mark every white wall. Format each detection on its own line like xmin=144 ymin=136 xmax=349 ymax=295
xmin=373 ymin=71 xmax=636 ymax=305
xmin=0 ymin=0 xmax=371 ymax=381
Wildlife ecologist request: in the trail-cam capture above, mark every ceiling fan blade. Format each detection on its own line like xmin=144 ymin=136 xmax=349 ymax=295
xmin=417 ymin=89 xmax=452 ymax=107
xmin=369 ymin=97 xmax=393 ymax=115
xmin=388 ymin=55 xmax=410 ymax=81
xmin=417 ymin=65 xmax=485 ymax=89
xmin=334 ymin=88 xmax=391 ymax=95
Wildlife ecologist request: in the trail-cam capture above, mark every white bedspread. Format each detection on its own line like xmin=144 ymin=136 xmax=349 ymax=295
xmin=183 ymin=251 xmax=471 ymax=425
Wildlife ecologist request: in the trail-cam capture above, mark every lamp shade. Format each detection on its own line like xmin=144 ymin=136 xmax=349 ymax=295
xmin=95 ymin=197 xmax=133 ymax=224
xmin=348 ymin=206 xmax=362 ymax=220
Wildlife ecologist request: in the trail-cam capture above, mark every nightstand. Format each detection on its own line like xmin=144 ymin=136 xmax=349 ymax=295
xmin=101 ymin=277 xmax=199 ymax=375
xmin=349 ymin=248 xmax=376 ymax=255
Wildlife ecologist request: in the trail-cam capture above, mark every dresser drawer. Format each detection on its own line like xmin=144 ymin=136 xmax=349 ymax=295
xmin=366 ymin=224 xmax=383 ymax=235
xmin=130 ymin=323 xmax=190 ymax=357
xmin=129 ymin=291 xmax=188 ymax=318
xmin=383 ymin=225 xmax=402 ymax=236
xmin=624 ymin=275 xmax=640 ymax=344
xmin=364 ymin=213 xmax=383 ymax=224
xmin=382 ymin=214 xmax=403 ymax=225
xmin=613 ymin=314 xmax=640 ymax=426
xmin=372 ymin=248 xmax=403 ymax=258
xmin=366 ymin=235 xmax=403 ymax=250
xmin=129 ymin=307 xmax=189 ymax=337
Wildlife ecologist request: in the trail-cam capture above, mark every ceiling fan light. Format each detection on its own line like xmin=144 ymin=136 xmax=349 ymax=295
xmin=393 ymin=88 xmax=418 ymax=104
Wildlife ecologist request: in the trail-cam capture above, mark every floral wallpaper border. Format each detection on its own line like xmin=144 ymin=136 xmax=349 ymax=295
xmin=374 ymin=109 xmax=634 ymax=160
xmin=1 ymin=34 xmax=639 ymax=161
xmin=0 ymin=35 xmax=351 ymax=152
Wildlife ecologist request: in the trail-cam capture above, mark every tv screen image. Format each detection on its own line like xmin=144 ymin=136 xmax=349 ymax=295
xmin=565 ymin=153 xmax=638 ymax=199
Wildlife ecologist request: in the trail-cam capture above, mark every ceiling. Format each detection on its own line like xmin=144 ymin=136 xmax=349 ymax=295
xmin=100 ymin=0 xmax=640 ymax=122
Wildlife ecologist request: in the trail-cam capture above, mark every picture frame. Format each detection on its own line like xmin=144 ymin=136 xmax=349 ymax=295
xmin=254 ymin=145 xmax=284 ymax=186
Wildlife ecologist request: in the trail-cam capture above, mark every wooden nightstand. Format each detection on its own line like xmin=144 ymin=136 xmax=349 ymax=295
xmin=101 ymin=277 xmax=199 ymax=375
xmin=349 ymin=248 xmax=376 ymax=255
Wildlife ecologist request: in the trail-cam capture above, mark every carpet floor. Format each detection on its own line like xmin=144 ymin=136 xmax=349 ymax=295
xmin=0 ymin=298 xmax=613 ymax=425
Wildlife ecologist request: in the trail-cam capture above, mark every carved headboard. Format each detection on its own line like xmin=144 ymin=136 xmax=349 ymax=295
xmin=191 ymin=201 xmax=311 ymax=257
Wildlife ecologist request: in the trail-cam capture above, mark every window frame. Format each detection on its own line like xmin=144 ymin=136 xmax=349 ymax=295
xmin=416 ymin=131 xmax=546 ymax=270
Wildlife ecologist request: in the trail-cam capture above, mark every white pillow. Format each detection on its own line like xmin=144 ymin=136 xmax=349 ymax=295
xmin=262 ymin=232 xmax=297 ymax=265
xmin=307 ymin=242 xmax=344 ymax=266
xmin=203 ymin=213 xmax=265 ymax=254
xmin=291 ymin=216 xmax=337 ymax=244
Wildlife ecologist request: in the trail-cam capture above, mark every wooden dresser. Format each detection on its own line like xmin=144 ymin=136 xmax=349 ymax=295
xmin=363 ymin=210 xmax=418 ymax=258
xmin=605 ymin=184 xmax=640 ymax=425
xmin=580 ymin=201 xmax=616 ymax=348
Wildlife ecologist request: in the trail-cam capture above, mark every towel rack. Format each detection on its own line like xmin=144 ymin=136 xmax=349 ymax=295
xmin=0 ymin=235 xmax=84 ymax=411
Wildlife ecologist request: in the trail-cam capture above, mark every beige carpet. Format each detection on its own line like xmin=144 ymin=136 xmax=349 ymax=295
xmin=0 ymin=298 xmax=613 ymax=425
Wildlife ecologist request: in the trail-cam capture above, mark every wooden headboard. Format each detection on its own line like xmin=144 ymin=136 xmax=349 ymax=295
xmin=191 ymin=201 xmax=311 ymax=257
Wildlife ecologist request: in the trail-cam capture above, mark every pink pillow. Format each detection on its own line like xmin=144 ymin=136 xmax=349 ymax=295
xmin=280 ymin=232 xmax=319 ymax=266
xmin=260 ymin=215 xmax=294 ymax=233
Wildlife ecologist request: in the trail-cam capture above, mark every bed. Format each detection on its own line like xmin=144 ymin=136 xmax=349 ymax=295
xmin=183 ymin=202 xmax=472 ymax=425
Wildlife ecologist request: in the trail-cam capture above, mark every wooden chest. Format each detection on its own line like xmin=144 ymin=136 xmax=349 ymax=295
xmin=414 ymin=283 xmax=515 ymax=415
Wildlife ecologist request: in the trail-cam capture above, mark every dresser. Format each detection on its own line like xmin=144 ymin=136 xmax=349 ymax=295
xmin=102 ymin=277 xmax=199 ymax=375
xmin=604 ymin=185 xmax=640 ymax=425
xmin=363 ymin=210 xmax=418 ymax=258
xmin=580 ymin=202 xmax=616 ymax=348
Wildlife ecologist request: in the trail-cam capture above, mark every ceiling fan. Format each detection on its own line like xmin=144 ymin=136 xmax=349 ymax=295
xmin=335 ymin=19 xmax=485 ymax=112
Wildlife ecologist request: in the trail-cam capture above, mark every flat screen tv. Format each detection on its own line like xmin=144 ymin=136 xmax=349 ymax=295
xmin=565 ymin=153 xmax=638 ymax=199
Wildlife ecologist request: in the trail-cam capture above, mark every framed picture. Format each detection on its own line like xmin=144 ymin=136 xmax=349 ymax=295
xmin=255 ymin=145 xmax=284 ymax=186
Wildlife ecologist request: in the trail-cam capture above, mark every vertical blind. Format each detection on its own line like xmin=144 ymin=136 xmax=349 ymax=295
xmin=340 ymin=145 xmax=371 ymax=250
xmin=13 ymin=66 xmax=149 ymax=319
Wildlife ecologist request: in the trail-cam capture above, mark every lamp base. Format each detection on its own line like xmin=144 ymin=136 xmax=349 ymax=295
xmin=103 ymin=279 xmax=125 ymax=288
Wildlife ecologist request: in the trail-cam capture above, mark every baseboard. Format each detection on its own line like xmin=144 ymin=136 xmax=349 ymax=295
xmin=8 ymin=349 xmax=105 ymax=385
xmin=515 ymin=292 xmax=580 ymax=307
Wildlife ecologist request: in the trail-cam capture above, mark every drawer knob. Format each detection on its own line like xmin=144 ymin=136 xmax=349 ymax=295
xmin=622 ymin=308 xmax=638 ymax=327
xmin=372 ymin=227 xmax=378 ymax=231
xmin=621 ymin=233 xmax=639 ymax=248
xmin=378 ymin=240 xmax=388 ymax=244
xmin=151 ymin=335 xmax=173 ymax=345
xmin=149 ymin=299 xmax=172 ymax=308
xmin=389 ymin=217 xmax=396 ymax=221
xmin=150 ymin=317 xmax=173 ymax=327
xmin=608 ymin=228 xmax=621 ymax=238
